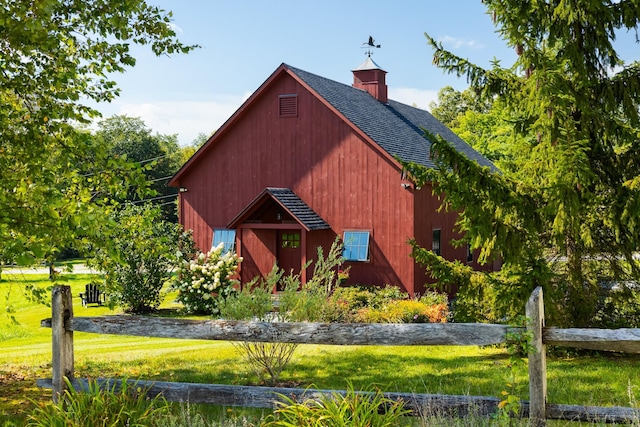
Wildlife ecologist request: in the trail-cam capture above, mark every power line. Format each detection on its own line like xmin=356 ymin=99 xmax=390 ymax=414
xmin=138 ymin=154 xmax=170 ymax=165
xmin=80 ymin=154 xmax=174 ymax=178
xmin=147 ymin=175 xmax=173 ymax=183
xmin=130 ymin=193 xmax=178 ymax=204
xmin=156 ymin=199 xmax=179 ymax=207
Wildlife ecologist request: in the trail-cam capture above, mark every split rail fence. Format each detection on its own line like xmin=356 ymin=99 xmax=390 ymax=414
xmin=39 ymin=285 xmax=640 ymax=426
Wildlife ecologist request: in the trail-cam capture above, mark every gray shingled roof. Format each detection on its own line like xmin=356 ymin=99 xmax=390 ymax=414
xmin=267 ymin=188 xmax=331 ymax=231
xmin=286 ymin=64 xmax=495 ymax=170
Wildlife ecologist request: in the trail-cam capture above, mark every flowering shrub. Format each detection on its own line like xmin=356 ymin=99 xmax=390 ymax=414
xmin=354 ymin=299 xmax=449 ymax=323
xmin=337 ymin=267 xmax=350 ymax=284
xmin=172 ymin=243 xmax=242 ymax=315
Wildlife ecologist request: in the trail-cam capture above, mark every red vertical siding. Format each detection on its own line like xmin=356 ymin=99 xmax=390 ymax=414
xmin=177 ymin=71 xmax=440 ymax=294
xmin=412 ymin=184 xmax=494 ymax=295
xmin=239 ymin=228 xmax=276 ymax=284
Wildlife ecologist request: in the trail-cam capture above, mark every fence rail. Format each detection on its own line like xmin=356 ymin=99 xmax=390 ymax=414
xmin=41 ymin=315 xmax=516 ymax=346
xmin=40 ymin=286 xmax=640 ymax=426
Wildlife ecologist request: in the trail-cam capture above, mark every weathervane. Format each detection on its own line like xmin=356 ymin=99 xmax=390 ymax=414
xmin=362 ymin=35 xmax=381 ymax=57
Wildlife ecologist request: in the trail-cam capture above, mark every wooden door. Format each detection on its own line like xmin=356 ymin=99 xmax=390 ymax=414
xmin=277 ymin=231 xmax=301 ymax=289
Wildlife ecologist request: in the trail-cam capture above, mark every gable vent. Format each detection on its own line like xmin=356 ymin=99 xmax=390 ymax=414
xmin=279 ymin=94 xmax=298 ymax=117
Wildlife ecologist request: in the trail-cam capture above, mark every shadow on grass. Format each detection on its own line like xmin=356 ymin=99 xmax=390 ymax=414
xmin=73 ymin=344 xmax=514 ymax=399
xmin=0 ymin=364 xmax=52 ymax=423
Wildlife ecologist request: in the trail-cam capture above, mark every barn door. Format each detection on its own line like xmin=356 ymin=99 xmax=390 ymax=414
xmin=277 ymin=231 xmax=301 ymax=290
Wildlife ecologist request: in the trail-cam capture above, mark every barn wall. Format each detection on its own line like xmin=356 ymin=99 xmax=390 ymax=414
xmin=412 ymin=184 xmax=495 ymax=296
xmin=238 ymin=228 xmax=276 ymax=284
xmin=413 ymin=184 xmax=458 ymax=295
xmin=178 ymin=70 xmax=418 ymax=293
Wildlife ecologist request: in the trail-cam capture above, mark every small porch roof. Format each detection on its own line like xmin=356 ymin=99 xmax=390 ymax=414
xmin=226 ymin=187 xmax=331 ymax=231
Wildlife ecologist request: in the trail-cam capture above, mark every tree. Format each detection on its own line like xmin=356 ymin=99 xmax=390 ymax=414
xmin=429 ymin=86 xmax=492 ymax=129
xmin=191 ymin=132 xmax=212 ymax=149
xmin=403 ymin=1 xmax=640 ymax=327
xmin=0 ymin=1 xmax=195 ymax=271
xmin=88 ymin=204 xmax=192 ymax=314
xmin=96 ymin=115 xmax=184 ymax=223
xmin=430 ymin=87 xmax=518 ymax=166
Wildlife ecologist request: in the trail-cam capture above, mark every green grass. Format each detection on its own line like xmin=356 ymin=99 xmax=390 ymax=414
xmin=1 ymin=272 xmax=639 ymax=426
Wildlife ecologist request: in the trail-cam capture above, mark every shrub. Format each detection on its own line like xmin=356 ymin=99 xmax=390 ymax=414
xmin=172 ymin=243 xmax=242 ymax=315
xmin=366 ymin=285 xmax=408 ymax=308
xmin=331 ymin=286 xmax=373 ymax=310
xmin=355 ymin=299 xmax=449 ymax=324
xmin=592 ymin=287 xmax=640 ymax=328
xmin=419 ymin=290 xmax=449 ymax=306
xmin=218 ymin=272 xmax=278 ymax=322
xmin=330 ymin=285 xmax=411 ymax=322
xmin=88 ymin=204 xmax=191 ymax=314
xmin=219 ymin=238 xmax=347 ymax=385
xmin=278 ymin=237 xmax=346 ymax=322
xmin=219 ymin=265 xmax=296 ymax=386
xmin=264 ymin=382 xmax=410 ymax=427
xmin=27 ymin=378 xmax=169 ymax=427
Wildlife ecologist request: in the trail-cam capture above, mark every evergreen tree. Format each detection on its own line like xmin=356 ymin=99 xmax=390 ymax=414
xmin=404 ymin=1 xmax=640 ymax=326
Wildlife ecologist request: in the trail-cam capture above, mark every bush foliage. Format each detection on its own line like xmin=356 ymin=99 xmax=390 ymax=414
xmin=88 ymin=204 xmax=192 ymax=314
xmin=172 ymin=243 xmax=242 ymax=315
xmin=330 ymin=285 xmax=449 ymax=324
xmin=27 ymin=378 xmax=169 ymax=427
xmin=265 ymin=383 xmax=410 ymax=427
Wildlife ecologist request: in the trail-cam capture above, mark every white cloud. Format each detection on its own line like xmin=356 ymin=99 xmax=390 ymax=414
xmin=102 ymin=88 xmax=436 ymax=146
xmin=113 ymin=93 xmax=250 ymax=146
xmin=389 ymin=87 xmax=439 ymax=111
xmin=439 ymin=35 xmax=484 ymax=50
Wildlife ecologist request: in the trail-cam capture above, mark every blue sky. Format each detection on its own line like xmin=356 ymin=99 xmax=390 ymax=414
xmin=95 ymin=1 xmax=638 ymax=146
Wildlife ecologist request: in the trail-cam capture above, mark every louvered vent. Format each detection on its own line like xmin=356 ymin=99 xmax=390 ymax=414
xmin=279 ymin=94 xmax=298 ymax=117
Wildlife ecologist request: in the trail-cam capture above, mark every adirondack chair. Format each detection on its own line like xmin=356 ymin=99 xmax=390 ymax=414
xmin=79 ymin=283 xmax=105 ymax=307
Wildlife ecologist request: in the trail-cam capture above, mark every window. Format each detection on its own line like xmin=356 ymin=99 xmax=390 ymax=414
xmin=432 ymin=229 xmax=441 ymax=256
xmin=343 ymin=231 xmax=370 ymax=262
xmin=281 ymin=232 xmax=300 ymax=249
xmin=212 ymin=229 xmax=236 ymax=254
xmin=279 ymin=94 xmax=298 ymax=117
xmin=467 ymin=244 xmax=473 ymax=263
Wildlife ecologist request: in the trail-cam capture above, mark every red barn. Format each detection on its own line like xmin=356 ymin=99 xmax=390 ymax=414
xmin=169 ymin=58 xmax=495 ymax=296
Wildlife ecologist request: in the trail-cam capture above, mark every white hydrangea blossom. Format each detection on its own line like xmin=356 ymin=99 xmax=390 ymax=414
xmin=171 ymin=243 xmax=243 ymax=315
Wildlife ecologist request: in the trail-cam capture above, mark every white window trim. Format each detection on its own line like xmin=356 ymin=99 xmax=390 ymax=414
xmin=342 ymin=230 xmax=371 ymax=262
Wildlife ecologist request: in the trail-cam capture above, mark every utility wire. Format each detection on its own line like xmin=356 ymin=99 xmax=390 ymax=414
xmin=130 ymin=193 xmax=178 ymax=204
xmin=80 ymin=153 xmax=174 ymax=177
xmin=147 ymin=175 xmax=173 ymax=183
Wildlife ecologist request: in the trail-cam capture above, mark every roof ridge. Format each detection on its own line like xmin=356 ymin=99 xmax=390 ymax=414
xmin=285 ymin=64 xmax=495 ymax=171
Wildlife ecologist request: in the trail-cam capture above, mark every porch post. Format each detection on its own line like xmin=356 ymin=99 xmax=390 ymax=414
xmin=236 ymin=228 xmax=243 ymax=284
xmin=300 ymin=229 xmax=307 ymax=283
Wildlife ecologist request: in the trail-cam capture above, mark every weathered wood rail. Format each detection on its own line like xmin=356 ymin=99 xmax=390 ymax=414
xmin=40 ymin=286 xmax=640 ymax=426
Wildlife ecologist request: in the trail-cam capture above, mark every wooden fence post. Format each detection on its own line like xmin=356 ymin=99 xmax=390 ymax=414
xmin=51 ymin=285 xmax=74 ymax=403
xmin=526 ymin=286 xmax=547 ymax=427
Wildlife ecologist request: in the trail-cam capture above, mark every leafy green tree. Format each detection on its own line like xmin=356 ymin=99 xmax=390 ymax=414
xmin=430 ymin=86 xmax=519 ymax=166
xmin=191 ymin=132 xmax=212 ymax=149
xmin=96 ymin=115 xmax=184 ymax=223
xmin=0 ymin=1 xmax=195 ymax=272
xmin=404 ymin=1 xmax=640 ymax=327
xmin=429 ymin=86 xmax=492 ymax=129
xmin=175 ymin=131 xmax=215 ymax=167
xmin=88 ymin=204 xmax=192 ymax=314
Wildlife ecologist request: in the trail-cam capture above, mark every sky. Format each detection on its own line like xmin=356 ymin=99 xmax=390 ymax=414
xmin=93 ymin=0 xmax=639 ymax=146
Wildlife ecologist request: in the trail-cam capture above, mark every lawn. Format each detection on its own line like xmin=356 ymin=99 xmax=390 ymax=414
xmin=1 ymin=272 xmax=639 ymax=426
